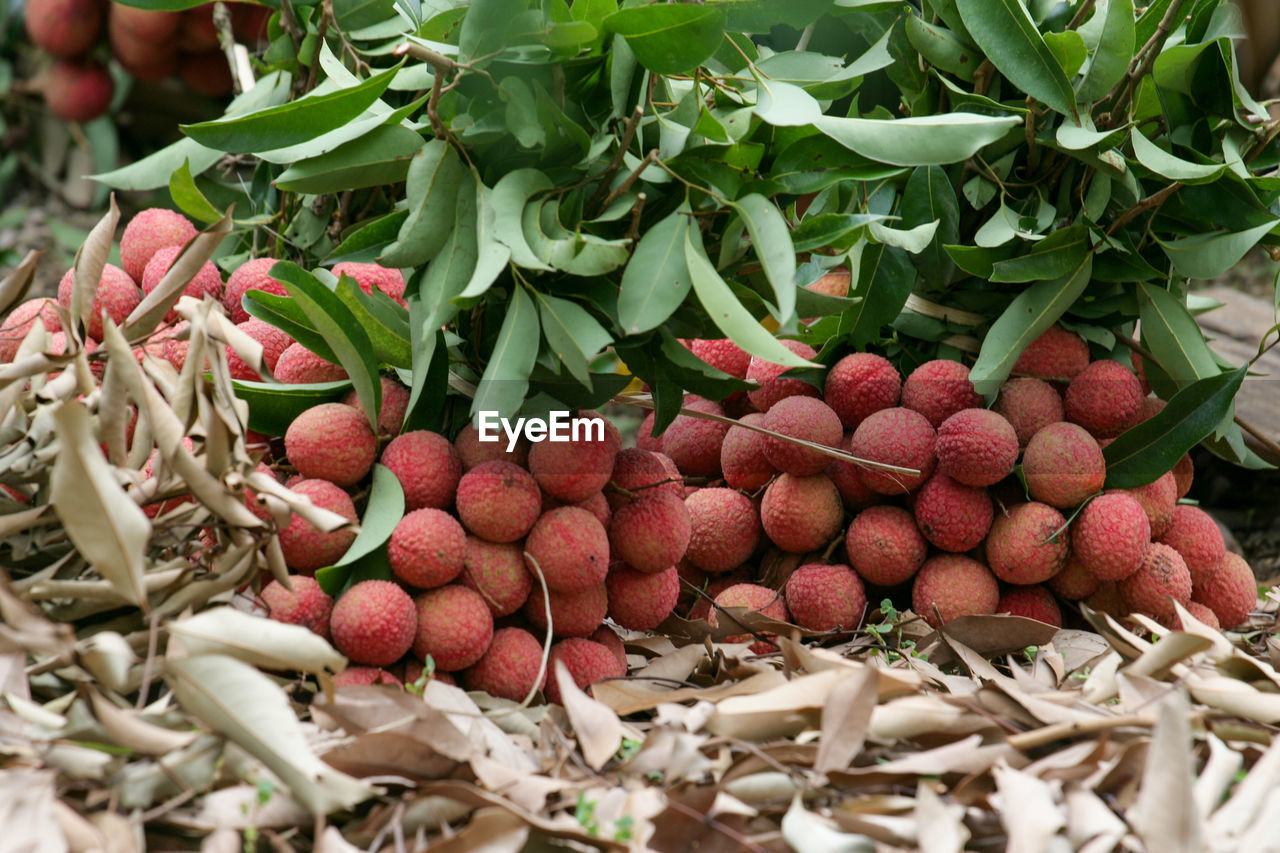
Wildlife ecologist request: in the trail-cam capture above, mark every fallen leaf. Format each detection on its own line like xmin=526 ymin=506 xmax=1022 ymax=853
xmin=1130 ymin=690 xmax=1202 ymax=852
xmin=556 ymin=660 xmax=624 ymax=770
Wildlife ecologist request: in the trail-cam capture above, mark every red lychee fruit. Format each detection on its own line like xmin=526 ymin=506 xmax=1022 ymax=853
xmin=412 ymin=585 xmax=494 ymax=671
xmin=687 ymin=570 xmax=749 ymax=622
xmin=341 ymin=376 xmax=409 ymax=435
xmin=227 ymin=317 xmax=293 ymax=381
xmin=525 ymin=583 xmax=608 ymax=638
xmin=1173 ymin=453 xmax=1194 ymax=498
xmin=785 ymin=564 xmax=866 ymax=632
xmin=1048 ymin=555 xmax=1101 ymax=601
xmin=1116 ymin=471 xmax=1177 ymax=538
xmin=381 ymin=430 xmax=462 ymax=511
xmin=545 ymin=638 xmax=625 ymax=704
xmin=635 ymin=410 xmax=663 ymax=453
xmin=57 ymin=263 xmax=141 ymax=341
xmin=996 ymin=585 xmax=1062 ymax=627
xmin=662 ymin=396 xmax=730 ymax=477
xmin=223 ymin=257 xmax=288 ymax=323
xmin=848 ymin=407 xmax=937 ymax=494
xmin=710 ymin=582 xmax=788 ymax=653
xmin=986 ymin=502 xmax=1070 ymax=585
xmin=284 ymin=403 xmax=376 ymax=487
xmin=333 ymin=667 xmax=403 ymax=688
xmin=120 ymin=208 xmax=198 ymax=284
xmin=524 ymin=506 xmax=610 ymax=592
xmin=25 ymin=0 xmax=104 ymax=57
xmin=455 ymin=461 xmax=541 ymax=543
xmin=844 ymin=506 xmax=926 ymax=587
xmin=1178 ymin=601 xmax=1220 ymax=630
xmin=992 ymin=378 xmax=1064 ymax=447
xmin=260 ymin=575 xmax=333 ymax=638
xmin=823 ymin=352 xmax=901 ymax=429
xmin=527 ymin=412 xmax=619 ymax=502
xmin=720 ymin=413 xmax=778 ymax=492
xmin=935 ymin=408 xmax=1018 ymax=487
xmin=1193 ymin=552 xmax=1256 ymax=629
xmin=140 ymin=245 xmax=222 ymax=323
xmin=607 ymin=563 xmax=679 ymax=630
xmin=762 ymin=395 xmax=842 ymax=476
xmin=277 ymin=479 xmax=358 ymax=572
xmin=1022 ymin=422 xmax=1106 ymax=509
xmin=607 ymin=447 xmax=683 ymax=509
xmin=760 ymin=473 xmax=843 ymax=554
xmin=1084 ymin=582 xmax=1126 ymax=618
xmin=453 ymin=420 xmax=529 ymax=470
xmin=0 ymin=298 xmax=61 ymax=363
xmin=826 ymin=432 xmax=879 ymax=510
xmin=1157 ymin=505 xmax=1227 ymax=586
xmin=1072 ymin=493 xmax=1151 ymax=582
xmin=459 ymin=536 xmax=531 ymax=617
xmin=110 ymin=19 xmax=178 ymax=83
xmin=1064 ymin=360 xmax=1145 ymax=439
xmin=331 ymin=261 xmax=407 ymax=307
xmin=464 ymin=627 xmax=546 ymax=702
xmin=273 ymin=342 xmax=348 ymax=384
xmin=684 ymin=487 xmax=761 ymax=573
xmin=745 ymin=339 xmax=819 ymax=412
xmin=911 ymin=554 xmax=999 ymax=627
xmin=330 ymin=580 xmax=417 ymax=666
xmin=689 ymin=338 xmax=750 ymax=379
xmin=590 ymin=625 xmax=628 ymax=671
xmin=1118 ymin=543 xmax=1192 ymax=620
xmin=1012 ymin=326 xmax=1090 ymax=381
xmin=913 ymin=473 xmax=993 ymax=553
xmin=178 ymin=3 xmax=217 ymax=50
xmin=388 ymin=508 xmax=466 ymax=589
xmin=900 ymin=359 xmax=981 ymax=428
xmin=609 ymin=492 xmax=691 ymax=573
xmin=44 ymin=59 xmax=114 ymax=123
xmin=110 ymin=3 xmax=180 ymax=41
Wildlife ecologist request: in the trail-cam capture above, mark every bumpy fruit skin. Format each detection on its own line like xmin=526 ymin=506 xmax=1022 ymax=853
xmin=223 ymin=258 xmax=288 ymax=323
xmin=607 ymin=447 xmax=683 ymax=509
xmin=913 ymin=474 xmax=993 ymax=553
xmin=1119 ymin=543 xmax=1192 ymax=620
xmin=453 ymin=420 xmax=529 ymax=470
xmin=464 ymin=627 xmax=546 ymax=702
xmin=684 ymin=488 xmax=761 ymax=573
xmin=330 ymin=580 xmax=417 ymax=667
xmin=590 ymin=625 xmax=628 ymax=671
xmin=388 ymin=508 xmax=466 ymax=589
xmin=1022 ymin=422 xmax=1106 ymax=509
xmin=0 ymin=298 xmax=61 ymax=363
xmin=57 ymin=264 xmax=141 ymax=341
xmin=1085 ymin=582 xmax=1126 ymax=618
xmin=140 ymin=245 xmax=223 ymax=323
xmin=826 ymin=432 xmax=879 ymax=510
xmin=1173 ymin=453 xmax=1194 ymax=498
xmin=331 ymin=262 xmax=407 ymax=307
xmin=607 ymin=563 xmax=679 ymax=630
xmin=284 ymin=403 xmax=376 ymax=487
xmin=25 ymin=0 xmax=104 ymax=57
xmin=412 ymin=585 xmax=494 ymax=671
xmin=690 ymin=338 xmax=750 ymax=379
xmin=1064 ymin=360 xmax=1145 ymax=439
xmin=844 ymin=506 xmax=926 ymax=586
xmin=662 ymin=396 xmax=730 ymax=478
xmin=986 ymin=503 xmax=1070 ymax=585
xmin=274 ymin=342 xmax=348 ymax=384
xmin=1072 ymin=493 xmax=1151 ymax=582
xmin=227 ymin=317 xmax=293 ymax=381
xmin=746 ymin=339 xmax=819 ymax=412
xmin=996 ymin=585 xmax=1062 ymax=627
xmin=720 ymin=413 xmax=778 ymax=492
xmin=525 ymin=507 xmax=610 ymax=592
xmin=609 ymin=492 xmax=691 ymax=574
xmin=1012 ymin=326 xmax=1090 ymax=381
xmin=525 ymin=583 xmax=608 ymax=638
xmin=1156 ymin=505 xmax=1226 ymax=585
xmin=760 ymin=473 xmax=843 ymax=554
xmin=849 ymin=407 xmax=937 ymax=494
xmin=785 ymin=564 xmax=866 ymax=631
xmin=527 ymin=412 xmax=619 ymax=501
xmin=935 ymin=409 xmax=1018 ymax=487
xmin=911 ymin=555 xmax=999 ymax=627
xmin=119 ymin=209 xmax=198 ymax=286
xmin=381 ymin=430 xmax=462 ymax=511
xmin=333 ymin=667 xmax=403 ymax=688
xmin=900 ymin=359 xmax=982 ymax=428
xmin=993 ymin=378 xmax=1064 ymax=447
xmin=459 ymin=536 xmax=530 ymax=617
xmin=342 ymin=376 xmax=410 ymax=436
xmin=261 ymin=575 xmax=333 ymax=637
xmin=47 ymin=57 xmax=116 ymax=120
xmin=1048 ymin=556 xmax=1101 ymax=601
xmin=762 ymin=396 xmax=843 ymax=476
xmin=1193 ymin=552 xmax=1255 ymax=629
xmin=710 ymin=583 xmax=789 ymax=653
xmin=455 ymin=461 xmax=541 ymax=543
xmin=823 ymin=352 xmax=901 ymax=429
xmin=278 ymin=479 xmax=358 ymax=572
xmin=1118 ymin=472 xmax=1177 ymax=538
xmin=545 ymin=638 xmax=625 ymax=704
xmin=1179 ymin=601 xmax=1220 ymax=630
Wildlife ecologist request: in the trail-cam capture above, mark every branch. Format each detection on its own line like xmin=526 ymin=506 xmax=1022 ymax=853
xmin=600 ymin=149 xmax=659 ymax=211
xmin=589 ymin=105 xmax=645 ymax=213
xmin=1103 ymin=181 xmax=1182 ymax=238
xmin=1099 ymin=0 xmax=1192 ymax=126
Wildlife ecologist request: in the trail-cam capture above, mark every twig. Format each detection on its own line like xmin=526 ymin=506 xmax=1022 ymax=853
xmin=135 ymin=609 xmax=161 ymax=710
xmin=589 ymin=105 xmax=645 ymax=213
xmin=601 ymin=150 xmax=659 ymax=211
xmin=1066 ymin=0 xmax=1098 ymax=30
xmin=664 ymin=798 xmax=771 ymax=853
xmin=1103 ymin=181 xmax=1182 ymax=238
xmin=624 ymin=192 xmax=647 ymax=241
xmin=304 ymin=3 xmax=331 ymax=94
xmin=1099 ymin=0 xmax=1191 ymax=126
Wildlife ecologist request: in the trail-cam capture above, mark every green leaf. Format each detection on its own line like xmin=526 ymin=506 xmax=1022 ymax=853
xmin=729 ymin=194 xmax=796 ymax=324
xmin=753 ymin=79 xmax=823 ymax=127
xmin=840 ymin=242 xmax=915 ymax=348
xmin=232 ymin=379 xmax=351 ymax=437
xmin=945 ymin=243 xmax=1019 ymax=278
xmin=491 ymin=169 xmax=552 ymax=270
xmin=168 ymin=159 xmax=223 ymax=224
xmin=380 ymin=139 xmax=464 ymax=268
xmin=1103 ymin=366 xmax=1247 ymax=488
xmin=1076 ymin=0 xmax=1135 ymax=103
xmin=419 ymin=175 xmax=480 ymax=328
xmin=521 ymin=201 xmax=630 ymax=276
xmin=334 ymin=0 xmax=397 ymax=31
xmin=602 ymin=5 xmax=728 ymax=75
xmin=329 ymin=210 xmax=409 ymax=261
xmin=1129 ymin=129 xmax=1226 ymax=184
xmin=989 ymin=225 xmax=1092 ymax=282
xmin=458 ymin=180 xmax=511 ymax=302
xmin=535 ymin=293 xmax=613 ymax=388
xmin=315 ymin=464 xmax=405 ymax=596
xmin=180 ymin=61 xmax=403 ymax=153
xmin=1136 ymin=282 xmax=1221 ymax=384
xmin=970 ymin=252 xmax=1094 ymax=392
xmin=684 ymin=227 xmax=816 ymax=369
xmin=1157 ymin=219 xmax=1278 ymax=280
xmin=815 ymin=113 xmax=1020 ymax=167
xmin=868 ymin=220 xmax=939 ymax=254
xmin=333 ymin=274 xmax=412 ymax=369
xmin=1044 ymin=30 xmax=1087 ymax=77
xmin=242 ymin=292 xmax=338 ymax=365
xmin=459 ymin=0 xmax=530 ymax=62
xmin=954 ymin=0 xmax=1078 ymax=118
xmin=905 ymin=12 xmax=978 ymax=82
xmin=769 ymin=135 xmax=905 ymax=195
xmin=901 ymin=165 xmax=959 ymax=285
xmin=618 ymin=208 xmax=692 ymax=334
xmin=472 ymin=286 xmax=540 ymax=419
xmin=791 ymin=213 xmax=888 ymax=253
xmin=274 ymin=125 xmax=424 ymax=194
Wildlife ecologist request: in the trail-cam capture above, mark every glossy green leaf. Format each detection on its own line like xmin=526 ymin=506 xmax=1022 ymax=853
xmin=603 ymin=5 xmax=727 ymax=75
xmin=1157 ymin=220 xmax=1278 ymax=280
xmin=769 ymin=135 xmax=905 ymax=195
xmin=1076 ymin=0 xmax=1135 ymax=103
xmin=815 ymin=113 xmax=1020 ymax=167
xmin=232 ymin=379 xmax=351 ymax=437
xmin=730 ymin=194 xmax=796 ymax=324
xmin=419 ymin=175 xmax=479 ymax=328
xmin=868 ymin=220 xmax=939 ymax=254
xmin=618 ymin=208 xmax=692 ymax=334
xmin=791 ymin=213 xmax=888 ymax=253
xmin=315 ymin=464 xmax=405 ymax=596
xmin=989 ymin=225 xmax=1092 ymax=282
xmin=329 ymin=210 xmax=409 ymax=261
xmin=168 ymin=159 xmax=223 ymax=224
xmin=1129 ymin=129 xmax=1226 ymax=184
xmin=242 ymin=291 xmax=338 ymax=365
xmin=380 ymin=139 xmax=464 ymax=268
xmin=753 ymin=79 xmax=823 ymax=127
xmin=536 ymin=293 xmax=613 ymax=387
xmin=333 ymin=274 xmax=412 ymax=368
xmin=459 ymin=180 xmax=511 ymax=301
xmin=955 ymin=0 xmax=1078 ymax=118
xmin=459 ymin=0 xmax=530 ymax=62
xmin=840 ymin=242 xmax=915 ymax=348
xmin=901 ymin=165 xmax=959 ymax=285
xmin=491 ymin=169 xmax=552 ymax=270
xmin=472 ymin=286 xmax=540 ymax=419
xmin=274 ymin=125 xmax=424 ymax=193
xmin=1137 ymin=282 xmax=1221 ymax=384
xmin=905 ymin=13 xmax=978 ymax=82
xmin=1044 ymin=30 xmax=1087 ymax=77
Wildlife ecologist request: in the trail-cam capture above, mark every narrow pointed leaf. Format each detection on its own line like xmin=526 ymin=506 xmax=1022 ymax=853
xmin=816 ymin=113 xmax=1020 ymax=167
xmin=471 ymin=286 xmax=539 ymax=419
xmin=955 ymin=0 xmax=1078 ymax=118
xmin=618 ymin=209 xmax=693 ymax=334
xmin=730 ymin=194 xmax=796 ymax=324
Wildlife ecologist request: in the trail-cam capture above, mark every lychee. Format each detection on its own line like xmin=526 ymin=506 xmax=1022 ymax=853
xmin=180 ymin=50 xmax=233 ymax=96
xmin=284 ymin=403 xmax=376 ymax=487
xmin=140 ymin=245 xmax=222 ymax=323
xmin=388 ymin=508 xmax=466 ymax=589
xmin=710 ymin=583 xmax=788 ymax=653
xmin=110 ymin=4 xmax=180 ymax=41
xmin=45 ymin=59 xmax=114 ymax=123
xmin=25 ymin=0 xmax=104 ymax=57
xmin=823 ymin=352 xmax=901 ymax=429
xmin=784 ymin=564 xmax=866 ymax=631
xmin=826 ymin=432 xmax=879 ymax=509
xmin=178 ymin=4 xmax=218 ymax=50
xmin=1117 ymin=472 xmax=1177 ymax=538
xmin=524 ymin=507 xmax=610 ymax=592
xmin=760 ymin=473 xmax=843 ymax=554
xmin=684 ymin=487 xmax=761 ymax=573
xmin=0 ymin=298 xmax=61 ymax=363
xmin=120 ymin=208 xmax=198 ymax=284
xmin=992 ymin=378 xmax=1064 ymax=446
xmin=381 ymin=430 xmax=462 ymax=511
xmin=1178 ymin=601 xmax=1220 ymax=630
xmin=227 ymin=317 xmax=293 ymax=381
xmin=223 ymin=257 xmax=289 ymax=323
xmin=1048 ymin=555 xmax=1100 ymax=600
xmin=57 ymin=263 xmax=141 ymax=341
xmin=1085 ymin=582 xmax=1126 ymax=618
xmin=464 ymin=627 xmax=546 ymax=702
xmin=1157 ymin=505 xmax=1226 ymax=585
xmin=661 ymin=396 xmax=729 ymax=477
xmin=525 ymin=582 xmax=608 ymax=638
xmin=1193 ymin=552 xmax=1255 ymax=629
xmin=454 ymin=420 xmax=529 ymax=470
xmin=745 ymin=339 xmax=819 ymax=412
xmin=606 ymin=563 xmax=679 ymax=630
xmin=985 ymin=502 xmax=1070 ymax=585
xmin=330 ymin=580 xmax=417 ymax=667
xmin=590 ymin=625 xmax=628 ymax=670
xmin=720 ymin=413 xmax=778 ymax=492
xmin=689 ymin=338 xmax=750 ymax=379
xmin=1012 ymin=326 xmax=1090 ymax=381
xmin=273 ymin=342 xmax=348 ymax=384
xmin=913 ymin=473 xmax=993 ymax=553
xmin=260 ymin=575 xmax=333 ymax=638
xmin=459 ymin=536 xmax=531 ymax=617
xmin=848 ymin=407 xmax=936 ymax=494
xmin=1064 ymin=359 xmax=1145 ymax=439
xmin=455 ymin=461 xmax=541 ymax=543
xmin=1072 ymin=493 xmax=1150 ymax=582
xmin=331 ymin=261 xmax=407 ymax=307
xmin=607 ymin=447 xmax=683 ymax=508
xmin=412 ymin=585 xmax=494 ymax=671
xmin=635 ymin=411 xmax=663 ymax=452
xmin=1022 ymin=422 xmax=1106 ymax=509
xmin=1118 ymin=543 xmax=1192 ymax=620
xmin=544 ymin=638 xmax=625 ymax=704
xmin=911 ymin=554 xmax=999 ymax=627
xmin=844 ymin=505 xmax=926 ymax=587
xmin=608 ymin=492 xmax=690 ymax=573
xmin=934 ymin=408 xmax=1018 ymax=487
xmin=761 ymin=395 xmax=842 ymax=476
xmin=277 ymin=479 xmax=358 ymax=572
xmin=996 ymin=585 xmax=1062 ymax=627
xmin=900 ymin=359 xmax=981 ymax=428
xmin=527 ymin=412 xmax=618 ymax=501
xmin=333 ymin=667 xmax=403 ymax=688
xmin=1173 ymin=453 xmax=1194 ymax=498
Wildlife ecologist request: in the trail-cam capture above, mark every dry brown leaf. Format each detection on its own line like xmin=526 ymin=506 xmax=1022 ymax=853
xmin=1130 ymin=690 xmax=1202 ymax=852
xmin=913 ymin=782 xmax=970 ymax=853
xmin=555 ymin=660 xmax=624 ymax=770
xmin=1208 ymin=734 xmax=1280 ymax=843
xmin=67 ymin=196 xmax=119 ymax=342
xmin=813 ymin=664 xmax=876 ymax=778
xmin=1063 ymin=785 xmax=1127 ymax=851
xmin=1195 ymin=733 xmax=1243 ymax=819
xmin=168 ymin=607 xmax=346 ymax=676
xmin=781 ymin=793 xmax=875 ymax=853
xmin=125 ymin=210 xmax=234 ymax=338
xmin=311 ymin=686 xmax=476 ymax=762
xmin=1188 ymin=674 xmax=1280 ymax=722
xmin=320 ymin=731 xmax=466 ymax=781
xmin=992 ymin=762 xmax=1065 ymax=851
xmin=1124 ymin=630 xmax=1213 ymax=679
xmin=592 ymin=665 xmax=786 ymax=716
xmin=419 ymin=806 xmax=530 ymax=853
xmin=0 ymin=248 xmax=41 ymax=315
xmin=87 ymin=688 xmax=199 ymax=756
xmin=707 ymin=668 xmax=850 ymax=740
xmin=868 ymin=694 xmax=985 ymax=741
xmin=0 ymin=769 xmax=66 ymax=853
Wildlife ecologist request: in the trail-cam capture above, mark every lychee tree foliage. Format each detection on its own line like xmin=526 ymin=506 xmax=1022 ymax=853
xmin=96 ymin=0 xmax=1280 ymax=482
